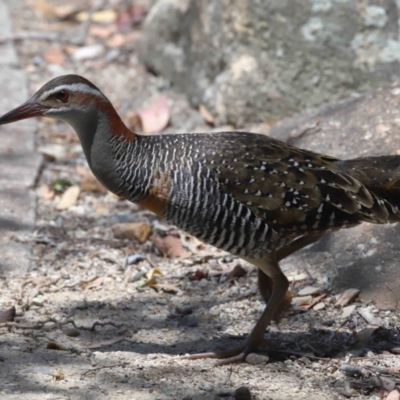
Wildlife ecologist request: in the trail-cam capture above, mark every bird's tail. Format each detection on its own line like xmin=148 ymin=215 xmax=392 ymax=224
xmin=335 ymin=155 xmax=400 ymax=222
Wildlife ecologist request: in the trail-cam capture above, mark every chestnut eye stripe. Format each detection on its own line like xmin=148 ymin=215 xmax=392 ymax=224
xmin=39 ymin=83 xmax=103 ymax=101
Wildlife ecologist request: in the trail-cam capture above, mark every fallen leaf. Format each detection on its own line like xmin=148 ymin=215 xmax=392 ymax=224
xmin=138 ymin=95 xmax=170 ymax=134
xmin=37 ymin=184 xmax=55 ymax=200
xmin=43 ymin=47 xmax=66 ymax=65
xmin=0 ymin=306 xmax=16 ymax=323
xmin=141 ymin=268 xmax=163 ymax=287
xmin=340 ymin=304 xmax=357 ymax=319
xmin=76 ymin=9 xmax=117 ymax=23
xmin=335 ymin=288 xmax=361 ymax=306
xmin=297 ymin=286 xmax=322 ymax=296
xmin=112 ymin=222 xmax=151 ymax=243
xmin=56 ymin=186 xmax=80 ymax=210
xmin=226 ymin=264 xmax=246 ymax=280
xmin=83 ymin=276 xmax=104 ymax=290
xmin=199 ymin=104 xmax=215 ymax=125
xmin=106 ymin=33 xmax=125 ymax=48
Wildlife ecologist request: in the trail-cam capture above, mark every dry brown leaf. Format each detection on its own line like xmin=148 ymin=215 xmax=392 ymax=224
xmin=226 ymin=264 xmax=246 ymax=280
xmin=112 ymin=222 xmax=151 ymax=243
xmin=199 ymin=104 xmax=215 ymax=125
xmin=43 ymin=47 xmax=66 ymax=65
xmin=84 ymin=277 xmax=104 ymax=290
xmin=152 ymin=234 xmax=183 ymax=257
xmin=138 ymin=95 xmax=170 ymax=134
xmin=335 ymin=288 xmax=361 ymax=306
xmin=76 ymin=9 xmax=117 ymax=23
xmin=56 ymin=186 xmax=80 ymax=210
xmin=38 ymin=184 xmax=55 ymax=200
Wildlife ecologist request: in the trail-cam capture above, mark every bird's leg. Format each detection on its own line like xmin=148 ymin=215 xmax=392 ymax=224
xmin=182 ymin=254 xmax=289 ymax=365
xmin=182 ymin=234 xmax=324 ymax=365
xmin=259 ymin=233 xmax=325 ymax=320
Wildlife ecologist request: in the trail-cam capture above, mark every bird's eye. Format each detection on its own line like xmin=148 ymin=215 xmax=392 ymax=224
xmin=55 ymin=90 xmax=69 ymax=103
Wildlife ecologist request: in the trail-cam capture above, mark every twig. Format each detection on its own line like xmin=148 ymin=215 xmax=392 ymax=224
xmin=81 ymin=362 xmax=128 ymax=378
xmin=0 ymin=317 xmax=124 ymax=332
xmin=0 ymin=31 xmax=62 ymax=44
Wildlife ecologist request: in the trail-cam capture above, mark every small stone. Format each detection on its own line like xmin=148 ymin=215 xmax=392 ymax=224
xmin=234 ymin=386 xmax=252 ymax=400
xmin=245 ymin=353 xmax=269 ymax=365
xmin=37 ymin=144 xmax=67 ymax=161
xmin=112 ymin=222 xmax=151 ymax=243
xmin=341 ymin=304 xmax=357 ymax=319
xmin=298 ymin=286 xmax=321 ymax=296
xmin=32 ymin=296 xmax=44 ymax=306
xmin=75 ymin=300 xmax=88 ymax=310
xmin=358 ymin=307 xmax=380 ymax=325
xmin=72 ymin=44 xmax=105 ymax=61
xmin=198 ymin=278 xmax=208 ymax=287
xmin=292 ymin=295 xmax=312 ymax=306
xmin=313 ymin=302 xmax=326 ymax=311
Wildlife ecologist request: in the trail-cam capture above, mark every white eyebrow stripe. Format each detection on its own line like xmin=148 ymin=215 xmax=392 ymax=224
xmin=39 ymin=83 xmax=103 ymax=100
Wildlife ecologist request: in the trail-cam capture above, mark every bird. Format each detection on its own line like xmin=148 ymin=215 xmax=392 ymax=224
xmin=1 ymin=74 xmax=399 ymax=365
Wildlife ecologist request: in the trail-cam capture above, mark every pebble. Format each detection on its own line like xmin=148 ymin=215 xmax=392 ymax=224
xmin=298 ymin=286 xmax=321 ymax=296
xmin=74 ymin=300 xmax=88 ymax=310
xmin=37 ymin=144 xmax=67 ymax=161
xmin=292 ymin=295 xmax=312 ymax=306
xmin=72 ymin=44 xmax=105 ymax=61
xmin=340 ymin=304 xmax=357 ymax=319
xmin=32 ymin=296 xmax=45 ymax=306
xmin=313 ymin=302 xmax=326 ymax=311
xmin=198 ymin=278 xmax=209 ymax=287
xmin=245 ymin=353 xmax=269 ymax=365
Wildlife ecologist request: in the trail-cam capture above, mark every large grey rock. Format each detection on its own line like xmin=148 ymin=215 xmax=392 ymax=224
xmin=138 ymin=0 xmax=400 ymax=126
xmin=271 ymin=83 xmax=400 ymax=310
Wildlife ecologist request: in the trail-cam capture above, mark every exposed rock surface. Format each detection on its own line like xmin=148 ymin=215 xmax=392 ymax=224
xmin=270 ymin=83 xmax=400 ymax=310
xmin=138 ymin=0 xmax=400 ymax=125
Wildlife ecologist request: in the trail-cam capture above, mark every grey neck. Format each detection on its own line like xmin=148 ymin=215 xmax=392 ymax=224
xmin=61 ymin=108 xmax=123 ymax=195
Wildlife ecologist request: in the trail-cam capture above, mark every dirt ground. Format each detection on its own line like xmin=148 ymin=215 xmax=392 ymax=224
xmin=1 ymin=1 xmax=399 ymax=399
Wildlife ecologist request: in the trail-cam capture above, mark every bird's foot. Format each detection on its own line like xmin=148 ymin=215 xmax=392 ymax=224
xmin=181 ymin=338 xmax=273 ymax=366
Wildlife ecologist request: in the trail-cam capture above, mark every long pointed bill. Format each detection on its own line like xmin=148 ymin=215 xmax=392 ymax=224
xmin=0 ymin=98 xmax=48 ymax=125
